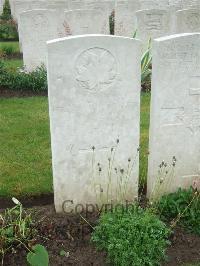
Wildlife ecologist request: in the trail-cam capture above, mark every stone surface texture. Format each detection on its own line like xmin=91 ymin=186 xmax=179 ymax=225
xmin=175 ymin=8 xmax=200 ymax=33
xmin=148 ymin=33 xmax=200 ymax=197
xmin=19 ymin=9 xmax=65 ymax=71
xmin=47 ymin=35 xmax=141 ymax=212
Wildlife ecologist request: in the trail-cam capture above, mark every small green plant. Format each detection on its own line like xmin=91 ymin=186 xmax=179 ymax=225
xmin=92 ymin=206 xmax=171 ymax=266
xmin=27 ymin=244 xmax=49 ymax=266
xmin=156 ymin=187 xmax=200 ymax=235
xmin=133 ymin=29 xmax=137 ymax=38
xmin=0 ymin=61 xmax=47 ymax=92
xmin=149 ymin=157 xmax=177 ymax=203
xmin=141 ymin=39 xmax=152 ymax=89
xmin=0 ymin=198 xmax=37 ymax=264
xmin=60 ymin=249 xmax=70 ymax=258
xmin=91 ymin=140 xmax=139 ymax=205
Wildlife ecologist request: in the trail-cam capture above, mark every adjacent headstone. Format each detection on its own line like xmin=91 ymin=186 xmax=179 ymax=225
xmin=168 ymin=0 xmax=184 ymax=33
xmin=68 ymin=0 xmax=86 ymax=9
xmin=19 ymin=9 xmax=65 ymax=71
xmin=148 ymin=33 xmax=200 ymax=197
xmin=85 ymin=1 xmax=115 ymax=34
xmin=47 ymin=35 xmax=141 ymax=212
xmin=86 ymin=0 xmax=115 ymax=16
xmin=63 ymin=9 xmax=110 ymax=35
xmin=175 ymin=8 xmax=200 ymax=33
xmin=136 ymin=9 xmax=170 ymax=50
xmin=46 ymin=0 xmax=69 ymax=10
xmin=115 ymin=0 xmax=140 ymax=37
xmin=168 ymin=0 xmax=183 ymax=8
xmin=140 ymin=0 xmax=169 ymax=9
xmin=86 ymin=0 xmax=115 ymax=13
xmin=13 ymin=0 xmax=47 ymax=21
xmin=182 ymin=0 xmax=200 ymax=8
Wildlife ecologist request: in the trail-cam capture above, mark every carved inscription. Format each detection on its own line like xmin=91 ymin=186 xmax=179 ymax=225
xmin=161 ymin=107 xmax=184 ymax=126
xmin=161 ymin=77 xmax=200 ymax=134
xmin=75 ymin=48 xmax=117 ymax=91
xmin=145 ymin=14 xmax=163 ymax=30
xmin=186 ymin=12 xmax=200 ymax=31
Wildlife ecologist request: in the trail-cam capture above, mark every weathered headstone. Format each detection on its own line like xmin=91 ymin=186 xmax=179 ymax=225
xmin=175 ymin=8 xmax=200 ymax=33
xmin=46 ymin=0 xmax=69 ymax=10
xmin=47 ymin=35 xmax=141 ymax=212
xmin=148 ymin=33 xmax=200 ymax=197
xmin=63 ymin=9 xmax=109 ymax=35
xmin=13 ymin=0 xmax=47 ymax=21
xmin=19 ymin=9 xmax=65 ymax=71
xmin=85 ymin=1 xmax=115 ymax=34
xmin=136 ymin=9 xmax=170 ymax=50
xmin=68 ymin=0 xmax=86 ymax=9
xmin=140 ymin=0 xmax=169 ymax=9
xmin=115 ymin=0 xmax=140 ymax=37
xmin=182 ymin=0 xmax=200 ymax=8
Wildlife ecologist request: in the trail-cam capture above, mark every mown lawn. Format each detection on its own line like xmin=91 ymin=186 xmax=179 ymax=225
xmin=0 ymin=41 xmax=20 ymax=53
xmin=140 ymin=92 xmax=151 ymax=186
xmin=0 ymin=93 xmax=150 ymax=198
xmin=0 ymin=97 xmax=52 ymax=197
xmin=2 ymin=59 xmax=23 ymax=70
xmin=0 ymin=41 xmax=23 ymax=70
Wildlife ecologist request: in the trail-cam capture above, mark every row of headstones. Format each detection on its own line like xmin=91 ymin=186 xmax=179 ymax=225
xmin=3 ymin=0 xmax=200 ymax=20
xmin=17 ymin=3 xmax=200 ymax=71
xmin=47 ymin=33 xmax=200 ymax=212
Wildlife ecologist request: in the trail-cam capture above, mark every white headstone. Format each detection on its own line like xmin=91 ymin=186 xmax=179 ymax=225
xmin=182 ymin=0 xmax=200 ymax=8
xmin=68 ymin=0 xmax=86 ymax=9
xmin=168 ymin=0 xmax=183 ymax=8
xmin=47 ymin=35 xmax=141 ymax=212
xmin=86 ymin=0 xmax=115 ymax=13
xmin=136 ymin=9 xmax=171 ymax=50
xmin=85 ymin=1 xmax=115 ymax=34
xmin=63 ymin=9 xmax=109 ymax=35
xmin=13 ymin=0 xmax=48 ymax=21
xmin=175 ymin=8 xmax=200 ymax=33
xmin=47 ymin=0 xmax=68 ymax=10
xmin=86 ymin=0 xmax=115 ymax=17
xmin=19 ymin=9 xmax=65 ymax=71
xmin=115 ymin=0 xmax=140 ymax=37
xmin=140 ymin=0 xmax=169 ymax=9
xmin=148 ymin=33 xmax=200 ymax=197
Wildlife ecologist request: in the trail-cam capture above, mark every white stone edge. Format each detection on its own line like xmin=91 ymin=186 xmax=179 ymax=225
xmin=154 ymin=32 xmax=200 ymax=42
xmin=46 ymin=34 xmax=142 ymax=45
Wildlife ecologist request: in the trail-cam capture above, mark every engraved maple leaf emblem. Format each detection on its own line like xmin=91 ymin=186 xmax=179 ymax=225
xmin=75 ymin=48 xmax=117 ymax=91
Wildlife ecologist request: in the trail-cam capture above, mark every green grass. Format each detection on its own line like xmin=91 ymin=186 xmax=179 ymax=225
xmin=2 ymin=59 xmax=23 ymax=70
xmin=0 ymin=41 xmax=22 ymax=70
xmin=0 ymin=41 xmax=20 ymax=53
xmin=0 ymin=97 xmax=52 ymax=197
xmin=140 ymin=92 xmax=151 ymax=186
xmin=0 ymin=93 xmax=151 ymax=198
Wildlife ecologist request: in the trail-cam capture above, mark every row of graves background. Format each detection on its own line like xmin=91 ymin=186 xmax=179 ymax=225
xmin=1 ymin=0 xmax=200 ymax=71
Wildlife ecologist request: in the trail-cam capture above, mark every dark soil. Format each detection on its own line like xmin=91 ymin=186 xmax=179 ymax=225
xmin=0 ymin=88 xmax=47 ymax=98
xmin=164 ymin=227 xmax=200 ymax=266
xmin=0 ymin=193 xmax=53 ymax=209
xmin=3 ymin=205 xmax=107 ymax=266
xmin=1 ymin=204 xmax=200 ymax=266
